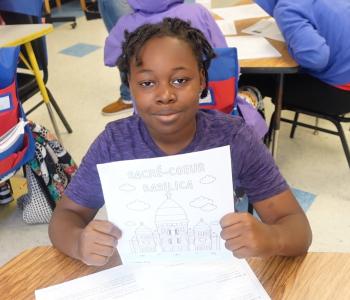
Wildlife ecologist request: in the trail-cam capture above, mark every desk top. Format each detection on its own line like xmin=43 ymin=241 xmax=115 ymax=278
xmin=214 ymin=0 xmax=298 ymax=73
xmin=1 ymin=246 xmax=349 ymax=300
xmin=0 ymin=24 xmax=53 ymax=47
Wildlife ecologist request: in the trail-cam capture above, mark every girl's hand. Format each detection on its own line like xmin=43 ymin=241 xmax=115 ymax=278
xmin=77 ymin=220 xmax=122 ymax=266
xmin=220 ymin=212 xmax=279 ymax=258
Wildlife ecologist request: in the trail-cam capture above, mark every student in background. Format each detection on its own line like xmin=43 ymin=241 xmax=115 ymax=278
xmin=49 ymin=18 xmax=312 ymax=266
xmin=100 ymin=0 xmax=225 ymax=115
xmin=240 ymin=0 xmax=350 ymax=115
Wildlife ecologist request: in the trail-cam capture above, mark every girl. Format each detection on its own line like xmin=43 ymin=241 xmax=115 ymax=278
xmin=49 ymin=18 xmax=312 ymax=266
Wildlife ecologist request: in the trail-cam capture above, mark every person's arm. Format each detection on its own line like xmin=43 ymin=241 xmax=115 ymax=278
xmin=220 ymin=188 xmax=312 ymax=258
xmin=49 ymin=194 xmax=121 ymax=266
xmin=274 ymin=2 xmax=330 ymax=71
xmin=104 ymin=17 xmax=128 ymax=67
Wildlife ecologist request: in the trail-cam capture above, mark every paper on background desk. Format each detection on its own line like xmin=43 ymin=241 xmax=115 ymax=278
xmin=211 ymin=4 xmax=268 ymax=21
xmin=242 ymin=18 xmax=285 ymax=42
xmin=97 ymin=146 xmax=235 ymax=264
xmin=215 ymin=19 xmax=237 ymax=36
xmin=35 ymin=257 xmax=271 ymax=300
xmin=225 ymin=36 xmax=281 ymax=60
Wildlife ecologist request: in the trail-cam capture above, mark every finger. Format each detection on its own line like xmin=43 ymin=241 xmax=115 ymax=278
xmin=224 ymin=235 xmax=245 ymax=252
xmin=92 ymin=220 xmax=122 ymax=238
xmin=220 ymin=222 xmax=245 ymax=240
xmin=94 ymin=233 xmax=118 ymax=248
xmin=84 ymin=253 xmax=110 ymax=266
xmin=220 ymin=212 xmax=250 ymax=228
xmin=91 ymin=243 xmax=115 ymax=258
xmin=231 ymin=247 xmax=251 ymax=259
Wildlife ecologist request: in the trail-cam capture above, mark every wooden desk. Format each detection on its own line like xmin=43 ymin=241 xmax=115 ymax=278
xmin=0 ymin=24 xmax=63 ymax=142
xmin=214 ymin=0 xmax=299 ymax=158
xmin=1 ymin=246 xmax=349 ymax=300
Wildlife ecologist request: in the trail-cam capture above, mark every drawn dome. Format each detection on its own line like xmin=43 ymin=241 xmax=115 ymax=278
xmin=135 ymin=223 xmax=153 ymax=235
xmin=155 ymin=199 xmax=187 ymax=224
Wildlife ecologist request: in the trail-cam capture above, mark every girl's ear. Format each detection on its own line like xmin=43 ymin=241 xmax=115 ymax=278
xmin=200 ymin=68 xmax=206 ymax=90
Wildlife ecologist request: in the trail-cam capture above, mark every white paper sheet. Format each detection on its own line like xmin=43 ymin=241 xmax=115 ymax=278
xmin=242 ymin=18 xmax=285 ymax=42
xmin=152 ymin=258 xmax=271 ymax=300
xmin=225 ymin=36 xmax=281 ymax=60
xmin=35 ymin=258 xmax=271 ymax=300
xmin=97 ymin=146 xmax=235 ymax=264
xmin=35 ymin=264 xmax=149 ymax=300
xmin=216 ymin=19 xmax=237 ymax=36
xmin=211 ymin=4 xmax=269 ymax=21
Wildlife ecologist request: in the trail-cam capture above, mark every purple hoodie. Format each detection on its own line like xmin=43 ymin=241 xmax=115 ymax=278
xmin=104 ymin=0 xmax=227 ymax=67
xmin=255 ymin=0 xmax=350 ymax=87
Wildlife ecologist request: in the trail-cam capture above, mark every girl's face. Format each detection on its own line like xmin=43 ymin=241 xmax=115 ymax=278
xmin=128 ymin=36 xmax=205 ymax=150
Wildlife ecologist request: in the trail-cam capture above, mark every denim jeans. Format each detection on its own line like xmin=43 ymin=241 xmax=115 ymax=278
xmin=98 ymin=0 xmax=195 ymax=101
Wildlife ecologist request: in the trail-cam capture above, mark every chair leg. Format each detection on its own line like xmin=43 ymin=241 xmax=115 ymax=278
xmin=47 ymin=88 xmax=73 ymax=133
xmin=313 ymin=118 xmax=319 ymax=135
xmin=264 ymin=111 xmax=275 ymax=147
xmin=334 ymin=121 xmax=350 ymax=168
xmin=290 ymin=112 xmax=299 ymax=138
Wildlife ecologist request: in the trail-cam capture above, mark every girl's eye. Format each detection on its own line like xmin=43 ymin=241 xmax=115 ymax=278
xmin=140 ymin=81 xmax=155 ymax=88
xmin=172 ymin=78 xmax=189 ymax=86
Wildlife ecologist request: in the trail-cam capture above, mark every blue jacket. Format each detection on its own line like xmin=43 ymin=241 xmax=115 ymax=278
xmin=104 ymin=0 xmax=227 ymax=67
xmin=255 ymin=0 xmax=350 ymax=88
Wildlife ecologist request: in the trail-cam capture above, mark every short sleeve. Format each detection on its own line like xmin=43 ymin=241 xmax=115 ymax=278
xmin=64 ymin=130 xmax=111 ymax=209
xmin=232 ymin=123 xmax=288 ymax=202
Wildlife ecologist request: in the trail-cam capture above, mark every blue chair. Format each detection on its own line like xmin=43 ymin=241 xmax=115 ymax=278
xmin=0 ymin=47 xmax=35 ymax=181
xmin=0 ymin=0 xmax=43 ymax=17
xmin=199 ymin=47 xmax=239 ymax=115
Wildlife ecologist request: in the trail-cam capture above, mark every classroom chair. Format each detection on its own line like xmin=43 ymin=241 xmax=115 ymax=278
xmin=0 ymin=1 xmax=73 ymax=135
xmin=279 ymin=79 xmax=350 ymax=168
xmin=202 ymin=47 xmax=254 ymax=214
xmin=199 ymin=47 xmax=238 ymax=114
xmin=0 ymin=46 xmax=36 ymax=182
xmin=43 ymin=0 xmax=77 ymax=29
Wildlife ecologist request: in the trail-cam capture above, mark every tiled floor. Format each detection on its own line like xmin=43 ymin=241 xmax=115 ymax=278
xmin=1 ymin=1 xmax=350 ymax=266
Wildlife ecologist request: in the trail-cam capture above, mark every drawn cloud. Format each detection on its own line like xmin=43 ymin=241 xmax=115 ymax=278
xmin=190 ymin=196 xmax=214 ymax=209
xmin=201 ymin=203 xmax=217 ymax=212
xmin=199 ymin=175 xmax=216 ymax=184
xmin=118 ymin=183 xmax=136 ymax=192
xmin=127 ymin=200 xmax=150 ymax=211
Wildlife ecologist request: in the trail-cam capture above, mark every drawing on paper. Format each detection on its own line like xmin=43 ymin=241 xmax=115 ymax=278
xmin=118 ymin=183 xmax=136 ymax=192
xmin=190 ymin=196 xmax=217 ymax=212
xmin=128 ymin=192 xmax=221 ymax=254
xmin=126 ymin=200 xmax=150 ymax=211
xmin=199 ymin=175 xmax=216 ymax=184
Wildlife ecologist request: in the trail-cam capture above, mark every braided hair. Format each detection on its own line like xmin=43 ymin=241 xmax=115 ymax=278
xmin=117 ymin=17 xmax=216 ymax=98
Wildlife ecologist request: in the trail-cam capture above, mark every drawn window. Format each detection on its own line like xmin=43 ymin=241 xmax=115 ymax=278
xmin=168 ymin=239 xmax=172 ymax=244
xmin=168 ymin=229 xmax=171 ymax=235
xmin=175 ymin=229 xmax=179 ymax=235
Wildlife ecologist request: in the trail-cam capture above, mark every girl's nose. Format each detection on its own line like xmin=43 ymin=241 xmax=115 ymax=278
xmin=157 ymin=83 xmax=176 ymax=104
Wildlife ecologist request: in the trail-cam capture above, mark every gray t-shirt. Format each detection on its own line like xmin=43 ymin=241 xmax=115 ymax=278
xmin=65 ymin=110 xmax=288 ymax=209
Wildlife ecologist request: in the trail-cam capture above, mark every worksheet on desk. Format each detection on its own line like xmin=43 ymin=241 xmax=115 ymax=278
xmin=225 ymin=36 xmax=281 ymax=60
xmin=35 ymin=257 xmax=271 ymax=300
xmin=211 ymin=4 xmax=269 ymax=21
xmin=242 ymin=18 xmax=285 ymax=42
xmin=97 ymin=146 xmax=235 ymax=264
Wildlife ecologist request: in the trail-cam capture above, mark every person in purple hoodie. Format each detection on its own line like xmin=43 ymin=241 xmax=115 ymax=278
xmin=101 ymin=0 xmax=227 ymax=115
xmin=49 ymin=18 xmax=311 ymax=267
xmin=240 ymin=0 xmax=350 ymax=116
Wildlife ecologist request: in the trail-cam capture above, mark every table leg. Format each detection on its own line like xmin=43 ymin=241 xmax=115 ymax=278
xmin=24 ymin=42 xmax=62 ymax=143
xmin=271 ymin=73 xmax=284 ymax=159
